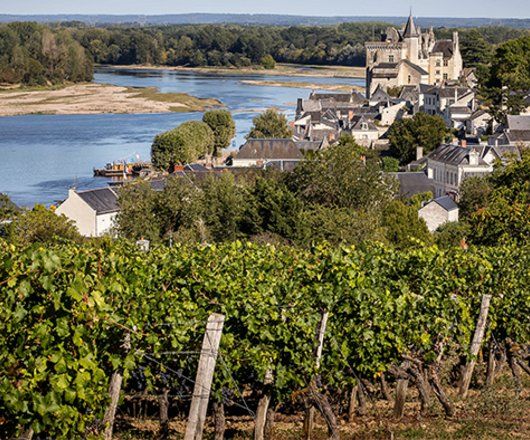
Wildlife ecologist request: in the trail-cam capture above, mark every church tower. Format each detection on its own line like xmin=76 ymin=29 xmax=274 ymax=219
xmin=402 ymin=12 xmax=420 ymax=65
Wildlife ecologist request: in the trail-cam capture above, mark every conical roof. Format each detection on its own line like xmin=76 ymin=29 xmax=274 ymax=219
xmin=403 ymin=13 xmax=419 ymax=38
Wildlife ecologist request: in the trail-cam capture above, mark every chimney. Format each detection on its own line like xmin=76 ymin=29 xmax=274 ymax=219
xmin=416 ymin=146 xmax=424 ymax=160
xmin=296 ymin=98 xmax=303 ymax=116
xmin=453 ymin=31 xmax=459 ymax=47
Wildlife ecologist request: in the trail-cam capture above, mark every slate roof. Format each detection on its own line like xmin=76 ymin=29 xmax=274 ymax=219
xmin=310 ymin=92 xmax=353 ymax=103
xmin=295 ymin=140 xmax=326 ymax=151
xmin=77 ymin=188 xmax=119 ymax=214
xmin=506 ymin=115 xmax=530 ymax=131
xmin=403 ymin=14 xmax=419 ymax=38
xmin=350 ymin=115 xmax=378 ymax=131
xmin=402 ymin=59 xmax=429 ymax=76
xmin=399 ymin=85 xmax=419 ymax=102
xmin=389 ymin=171 xmax=435 ymax=198
xmin=432 ymin=40 xmax=454 ymax=58
xmin=370 ymin=85 xmax=391 ymax=102
xmin=428 ymin=144 xmax=488 ymax=166
xmin=433 ymin=196 xmax=459 ymax=212
xmin=469 ymin=109 xmax=489 ymax=120
xmin=236 ymin=139 xmax=303 ymax=160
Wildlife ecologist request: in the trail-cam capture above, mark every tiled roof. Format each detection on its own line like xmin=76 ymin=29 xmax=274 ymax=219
xmin=403 ymin=14 xmax=419 ymax=38
xmin=428 ymin=144 xmax=488 ymax=166
xmin=77 ymin=188 xmax=119 ymax=214
xmin=236 ymin=139 xmax=303 ymax=160
xmin=401 ymin=59 xmax=428 ymax=75
xmin=506 ymin=115 xmax=530 ymax=131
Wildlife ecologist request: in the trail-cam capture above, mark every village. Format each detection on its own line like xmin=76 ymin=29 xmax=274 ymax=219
xmin=54 ymin=14 xmax=530 ymax=240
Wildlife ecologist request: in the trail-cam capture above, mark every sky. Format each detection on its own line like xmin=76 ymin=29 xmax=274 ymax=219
xmin=1 ymin=0 xmax=529 ymax=18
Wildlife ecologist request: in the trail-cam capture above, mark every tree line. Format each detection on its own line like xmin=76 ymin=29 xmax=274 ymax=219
xmin=0 ymin=22 xmax=93 ymax=85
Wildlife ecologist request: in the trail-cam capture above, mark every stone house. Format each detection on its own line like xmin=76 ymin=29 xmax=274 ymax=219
xmin=418 ymin=196 xmax=459 ymax=232
xmin=231 ymin=138 xmax=304 ymax=170
xmin=56 ymin=187 xmax=119 ymax=237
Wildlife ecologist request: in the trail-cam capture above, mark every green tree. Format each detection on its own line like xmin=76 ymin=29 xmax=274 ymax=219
xmin=260 ymin=54 xmax=276 ymax=69
xmin=0 ymin=193 xmax=19 ymax=221
xmin=388 ymin=113 xmax=449 ymax=164
xmin=459 ymin=176 xmax=493 ymax=218
xmin=202 ymin=110 xmax=236 ymax=156
xmin=6 ymin=205 xmax=80 ymax=247
xmin=381 ymin=200 xmax=432 ymax=248
xmin=115 ymin=181 xmax=161 ymax=241
xmin=247 ymin=109 xmax=292 ymax=139
xmin=151 ymin=121 xmax=214 ymax=170
xmin=460 ymin=29 xmax=494 ymax=68
xmin=482 ymin=35 xmax=530 ymax=123
xmin=287 ymin=142 xmax=398 ymax=210
xmin=381 ymin=156 xmax=400 ymax=172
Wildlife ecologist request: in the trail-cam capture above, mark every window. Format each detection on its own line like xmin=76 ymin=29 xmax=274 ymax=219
xmin=408 ymin=75 xmax=411 ymax=84
xmin=443 ymin=73 xmax=448 ymax=80
xmin=436 ymin=70 xmax=441 ymax=76
xmin=389 ymin=55 xmax=395 ymax=63
xmin=361 ymin=122 xmax=368 ymax=131
xmin=436 ymin=60 xmax=441 ymax=67
xmin=444 ymin=59 xmax=449 ymax=67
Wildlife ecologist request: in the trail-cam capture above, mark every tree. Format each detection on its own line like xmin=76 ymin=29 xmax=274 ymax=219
xmin=287 ymin=142 xmax=398 ymax=211
xmin=381 ymin=157 xmax=400 ymax=172
xmin=115 ymin=181 xmax=161 ymax=241
xmin=388 ymin=113 xmax=449 ymax=164
xmin=260 ymin=54 xmax=276 ymax=69
xmin=381 ymin=200 xmax=432 ymax=248
xmin=247 ymin=109 xmax=292 ymax=139
xmin=6 ymin=205 xmax=80 ymax=247
xmin=202 ymin=110 xmax=236 ymax=156
xmin=151 ymin=121 xmax=214 ymax=170
xmin=460 ymin=29 xmax=493 ymax=68
xmin=481 ymin=35 xmax=530 ymax=123
xmin=0 ymin=193 xmax=19 ymax=221
xmin=458 ymin=176 xmax=492 ymax=218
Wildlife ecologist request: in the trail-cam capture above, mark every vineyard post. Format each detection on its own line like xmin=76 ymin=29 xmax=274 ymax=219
xmin=459 ymin=294 xmax=492 ymax=398
xmin=393 ymin=361 xmax=410 ymax=419
xmin=254 ymin=369 xmax=274 ymax=440
xmin=184 ymin=313 xmax=225 ymax=440
xmin=303 ymin=311 xmax=330 ymax=440
xmin=103 ymin=332 xmax=131 ymax=440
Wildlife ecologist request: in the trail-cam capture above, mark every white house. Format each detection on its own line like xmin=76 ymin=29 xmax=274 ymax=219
xmin=56 ymin=187 xmax=119 ymax=237
xmin=418 ymin=196 xmax=459 ymax=232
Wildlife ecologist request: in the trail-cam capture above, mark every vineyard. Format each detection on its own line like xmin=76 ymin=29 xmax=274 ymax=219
xmin=0 ymin=239 xmax=529 ymax=439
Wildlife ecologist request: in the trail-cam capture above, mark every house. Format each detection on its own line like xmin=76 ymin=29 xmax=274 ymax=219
xmin=466 ymin=109 xmax=493 ymax=137
xmin=418 ymin=196 xmax=459 ymax=232
xmin=365 ymin=13 xmax=463 ymax=97
xmin=489 ymin=115 xmax=530 ymax=147
xmin=426 ymin=143 xmax=521 ymax=197
xmin=349 ymin=115 xmax=380 ymax=146
xmin=56 ymin=187 xmax=119 ymax=237
xmin=230 ymin=138 xmax=304 ymax=170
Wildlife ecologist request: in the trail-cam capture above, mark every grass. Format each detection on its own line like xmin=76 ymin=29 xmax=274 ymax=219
xmin=126 ymin=86 xmax=223 ymax=111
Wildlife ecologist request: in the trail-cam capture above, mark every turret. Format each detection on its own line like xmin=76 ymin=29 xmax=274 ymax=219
xmin=403 ymin=12 xmax=420 ymax=64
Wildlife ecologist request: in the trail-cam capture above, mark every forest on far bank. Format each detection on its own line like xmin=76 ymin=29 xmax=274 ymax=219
xmin=0 ymin=20 xmax=528 ymax=85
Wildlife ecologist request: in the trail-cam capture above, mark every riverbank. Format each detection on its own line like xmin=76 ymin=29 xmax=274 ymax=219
xmin=103 ymin=63 xmax=366 ymax=79
xmin=0 ymin=83 xmax=222 ymax=116
xmin=241 ymin=79 xmax=364 ymax=92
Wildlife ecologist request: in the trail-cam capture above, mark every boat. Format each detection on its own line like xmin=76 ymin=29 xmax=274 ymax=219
xmin=93 ymin=161 xmax=151 ymax=178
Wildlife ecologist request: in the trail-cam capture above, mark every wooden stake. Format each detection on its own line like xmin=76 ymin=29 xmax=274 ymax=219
xmin=459 ymin=294 xmax=492 ymax=398
xmin=103 ymin=332 xmax=131 ymax=440
xmin=304 ymin=312 xmax=331 ymax=440
xmin=158 ymin=387 xmax=170 ymax=440
xmin=184 ymin=313 xmax=225 ymax=440
xmin=393 ymin=361 xmax=410 ymax=419
xmin=255 ymin=369 xmax=274 ymax=440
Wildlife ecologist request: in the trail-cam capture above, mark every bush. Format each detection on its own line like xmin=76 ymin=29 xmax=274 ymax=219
xmin=260 ymin=54 xmax=276 ymax=69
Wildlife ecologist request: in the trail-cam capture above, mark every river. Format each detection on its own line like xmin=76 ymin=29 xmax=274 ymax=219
xmin=0 ymin=67 xmax=364 ymax=206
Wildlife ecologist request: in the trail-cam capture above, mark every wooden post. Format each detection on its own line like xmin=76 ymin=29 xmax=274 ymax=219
xmin=103 ymin=332 xmax=131 ymax=440
xmin=158 ymin=387 xmax=170 ymax=440
xmin=255 ymin=369 xmax=274 ymax=440
xmin=304 ymin=312 xmax=330 ymax=440
xmin=459 ymin=294 xmax=492 ymax=398
xmin=184 ymin=313 xmax=225 ymax=440
xmin=393 ymin=361 xmax=410 ymax=419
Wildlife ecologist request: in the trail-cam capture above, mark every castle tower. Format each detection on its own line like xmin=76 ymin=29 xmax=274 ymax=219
xmin=403 ymin=12 xmax=420 ymax=65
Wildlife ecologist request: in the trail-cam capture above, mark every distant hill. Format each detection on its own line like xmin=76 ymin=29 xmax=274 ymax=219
xmin=0 ymin=13 xmax=529 ymax=28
